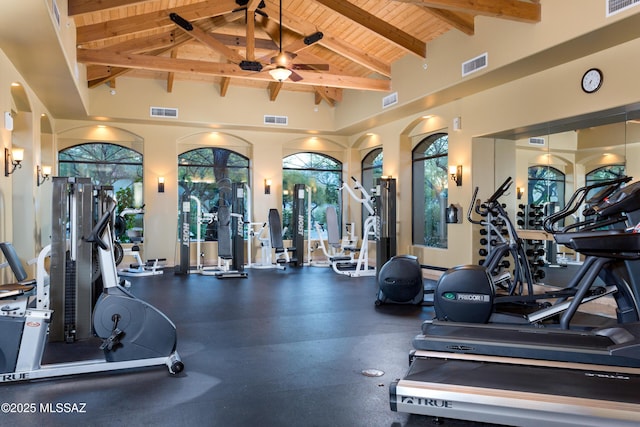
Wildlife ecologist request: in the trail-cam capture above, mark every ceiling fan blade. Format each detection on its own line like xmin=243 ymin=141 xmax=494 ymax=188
xmin=292 ymin=64 xmax=329 ymax=71
xmin=289 ymin=70 xmax=303 ymax=82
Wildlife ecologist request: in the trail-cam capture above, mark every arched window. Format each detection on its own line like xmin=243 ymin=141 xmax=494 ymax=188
xmin=412 ymin=133 xmax=448 ymax=248
xmin=178 ymin=147 xmax=250 ymax=241
xmin=527 ymin=165 xmax=566 ymax=215
xmin=59 ymin=142 xmax=143 ymax=187
xmin=586 ymin=164 xmax=626 ymax=198
xmin=282 ymin=152 xmax=342 ymax=240
xmin=361 ymin=148 xmax=383 ymax=230
xmin=58 ymin=143 xmax=144 ymax=241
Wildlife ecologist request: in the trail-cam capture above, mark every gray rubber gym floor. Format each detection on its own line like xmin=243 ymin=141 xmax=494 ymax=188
xmin=0 ymin=266 xmax=505 ymax=427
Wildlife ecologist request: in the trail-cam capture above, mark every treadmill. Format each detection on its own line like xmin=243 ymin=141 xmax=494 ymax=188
xmin=390 ymin=180 xmax=640 ymax=426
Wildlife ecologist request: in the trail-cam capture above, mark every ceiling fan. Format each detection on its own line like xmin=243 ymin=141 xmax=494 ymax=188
xmin=168 ymin=0 xmax=327 ymax=82
xmin=243 ymin=0 xmax=327 ymax=82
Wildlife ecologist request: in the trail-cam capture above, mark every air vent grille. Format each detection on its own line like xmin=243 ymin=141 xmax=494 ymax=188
xmin=382 ymin=92 xmax=398 ymax=109
xmin=462 ymin=53 xmax=488 ymax=77
xmin=264 ymin=115 xmax=288 ymax=125
xmin=529 ymin=137 xmax=546 ymax=146
xmin=607 ymin=0 xmax=640 ymax=16
xmin=150 ymin=107 xmax=178 ymax=118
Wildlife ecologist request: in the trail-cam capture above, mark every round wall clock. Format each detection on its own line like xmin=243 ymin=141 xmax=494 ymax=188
xmin=581 ymin=68 xmax=603 ymax=93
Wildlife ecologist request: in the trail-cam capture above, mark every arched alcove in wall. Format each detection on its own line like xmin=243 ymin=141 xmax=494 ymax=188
xmin=282 ymin=136 xmax=345 ymax=162
xmin=7 ymin=81 xmax=35 ymax=274
xmin=177 ymin=131 xmax=252 ymax=159
xmin=57 ymin=125 xmax=143 ymax=151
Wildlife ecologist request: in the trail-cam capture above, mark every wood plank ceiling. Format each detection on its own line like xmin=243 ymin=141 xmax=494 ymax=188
xmin=71 ymin=0 xmax=541 ymax=106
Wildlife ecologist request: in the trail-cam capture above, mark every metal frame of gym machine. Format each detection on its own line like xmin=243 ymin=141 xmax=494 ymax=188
xmin=176 ymin=182 xmax=247 ymax=278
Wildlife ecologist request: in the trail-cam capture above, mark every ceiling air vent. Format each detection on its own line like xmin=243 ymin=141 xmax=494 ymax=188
xmin=462 ymin=53 xmax=488 ymax=77
xmin=150 ymin=107 xmax=178 ymax=118
xmin=382 ymin=92 xmax=398 ymax=109
xmin=607 ymin=0 xmax=640 ymax=16
xmin=264 ymin=115 xmax=288 ymax=125
xmin=529 ymin=137 xmax=546 ymax=146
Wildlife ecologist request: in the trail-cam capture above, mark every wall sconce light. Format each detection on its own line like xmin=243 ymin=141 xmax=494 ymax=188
xmin=449 ymin=165 xmax=462 ymax=187
xmin=264 ymin=179 xmax=272 ymax=195
xmin=37 ymin=165 xmax=51 ymax=186
xmin=5 ymin=147 xmax=24 ymax=177
xmin=516 ymin=186 xmax=524 ymax=200
xmin=158 ymin=176 xmax=165 ymax=193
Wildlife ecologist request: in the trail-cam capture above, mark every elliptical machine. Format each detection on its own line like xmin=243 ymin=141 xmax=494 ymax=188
xmin=433 ymin=176 xmax=639 ymax=326
xmin=0 ymin=202 xmax=184 ymax=382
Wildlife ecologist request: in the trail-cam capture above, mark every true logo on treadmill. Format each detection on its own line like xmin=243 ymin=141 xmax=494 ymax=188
xmin=400 ymin=396 xmax=452 ymax=408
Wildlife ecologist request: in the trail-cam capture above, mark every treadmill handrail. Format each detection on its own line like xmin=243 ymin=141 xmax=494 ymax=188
xmin=543 ymin=176 xmax=631 ymax=233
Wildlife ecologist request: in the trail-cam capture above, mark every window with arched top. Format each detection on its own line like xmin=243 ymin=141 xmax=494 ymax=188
xmin=361 ymin=148 xmax=383 ymax=232
xmin=527 ymin=165 xmax=566 ymax=215
xmin=58 ymin=142 xmax=144 ymax=241
xmin=586 ymin=164 xmax=626 ymax=199
xmin=412 ymin=133 xmax=448 ymax=248
xmin=178 ymin=147 xmax=250 ymax=241
xmin=282 ymin=152 xmax=342 ymax=240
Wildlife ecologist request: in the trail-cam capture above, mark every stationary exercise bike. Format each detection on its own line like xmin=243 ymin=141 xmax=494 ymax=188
xmin=0 ymin=203 xmax=184 ymax=382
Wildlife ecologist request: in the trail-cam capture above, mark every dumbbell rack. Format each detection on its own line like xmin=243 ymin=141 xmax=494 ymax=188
xmin=517 ymin=203 xmax=546 ymax=281
xmin=477 ymin=205 xmax=510 ymax=277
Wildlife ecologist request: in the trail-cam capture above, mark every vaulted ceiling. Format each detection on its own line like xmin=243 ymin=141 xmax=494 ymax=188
xmin=72 ymin=0 xmax=541 ymax=106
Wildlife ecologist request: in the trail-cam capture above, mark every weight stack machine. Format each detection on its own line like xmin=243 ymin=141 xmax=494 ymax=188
xmin=290 ymin=183 xmax=306 ymax=267
xmin=375 ymin=177 xmax=397 ymax=277
xmin=231 ymin=182 xmax=247 ymax=273
xmin=175 ymin=192 xmax=191 ymax=275
xmin=50 ymin=177 xmax=95 ymax=342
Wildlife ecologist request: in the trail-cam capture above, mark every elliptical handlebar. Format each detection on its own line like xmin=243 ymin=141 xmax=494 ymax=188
xmin=86 ymin=204 xmax=117 ymax=250
xmin=467 ymin=177 xmax=513 ymax=224
xmin=486 ymin=177 xmax=513 ymax=205
xmin=467 ymin=187 xmax=483 ymax=225
xmin=542 ymin=175 xmax=632 ymax=233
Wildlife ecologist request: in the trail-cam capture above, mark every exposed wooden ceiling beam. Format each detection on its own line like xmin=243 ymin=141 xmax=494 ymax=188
xmin=424 ymin=8 xmax=475 ymax=35
xmin=313 ymin=86 xmax=341 ymax=107
xmin=312 ymin=0 xmax=426 ymax=57
xmin=171 ymin=14 xmax=246 ymax=63
xmin=219 ymin=77 xmax=231 ymax=96
xmin=77 ymin=49 xmax=392 ymax=91
xmin=85 ymin=15 xmax=242 ymax=88
xmin=260 ymin=2 xmax=391 ymax=77
xmin=268 ymin=81 xmax=283 ymax=101
xmin=76 ymin=0 xmax=238 ymax=44
xmin=68 ymin=0 xmax=153 ymax=17
xmin=167 ymin=48 xmax=178 ymax=92
xmin=392 ymin=0 xmax=541 ymax=23
xmin=244 ymin=0 xmax=263 ymax=61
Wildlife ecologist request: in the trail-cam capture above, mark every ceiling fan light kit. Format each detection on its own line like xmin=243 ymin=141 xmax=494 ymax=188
xmin=269 ymin=66 xmax=292 ymax=82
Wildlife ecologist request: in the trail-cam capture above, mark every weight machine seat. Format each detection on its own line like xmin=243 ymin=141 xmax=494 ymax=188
xmin=0 ymin=283 xmax=35 ymax=299
xmin=325 ymin=206 xmax=342 ymax=250
xmin=268 ymin=209 xmax=285 ymax=249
